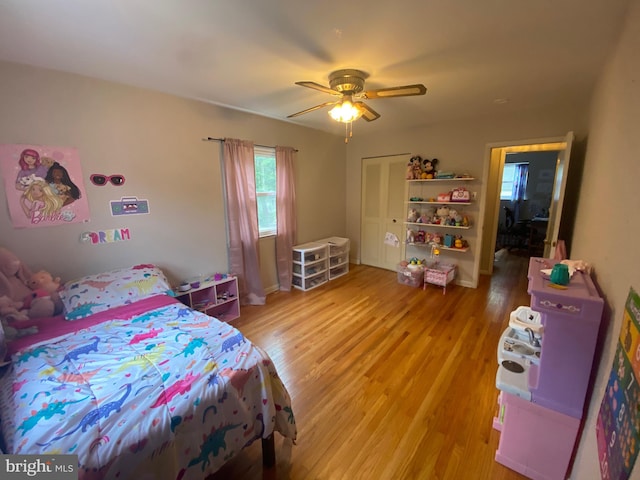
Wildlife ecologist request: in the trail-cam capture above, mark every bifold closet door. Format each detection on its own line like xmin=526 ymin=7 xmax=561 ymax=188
xmin=360 ymin=154 xmax=409 ymax=271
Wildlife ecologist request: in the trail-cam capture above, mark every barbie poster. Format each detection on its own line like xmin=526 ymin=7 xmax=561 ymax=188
xmin=0 ymin=144 xmax=90 ymax=228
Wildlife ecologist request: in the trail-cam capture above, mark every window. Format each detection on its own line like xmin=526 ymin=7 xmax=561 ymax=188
xmin=254 ymin=146 xmax=276 ymax=237
xmin=500 ymin=162 xmax=529 ymax=201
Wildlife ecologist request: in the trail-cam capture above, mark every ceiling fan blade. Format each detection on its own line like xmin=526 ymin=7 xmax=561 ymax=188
xmin=357 ymin=102 xmax=381 ymax=122
xmin=360 ymin=84 xmax=427 ymax=99
xmin=295 ymin=81 xmax=342 ymax=96
xmin=287 ymin=101 xmax=339 ymax=118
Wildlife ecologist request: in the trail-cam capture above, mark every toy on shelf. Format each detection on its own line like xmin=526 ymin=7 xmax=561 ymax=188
xmin=407 ymin=155 xmax=423 ymax=180
xmin=421 ymin=158 xmax=438 ymax=179
xmin=451 ymin=187 xmax=471 ymax=202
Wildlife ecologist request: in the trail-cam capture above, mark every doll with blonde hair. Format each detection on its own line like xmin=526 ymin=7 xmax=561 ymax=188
xmin=20 ymin=179 xmax=64 ymax=220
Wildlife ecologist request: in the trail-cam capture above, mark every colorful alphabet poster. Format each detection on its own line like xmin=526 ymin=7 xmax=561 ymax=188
xmin=0 ymin=143 xmax=90 ymax=228
xmin=596 ymin=287 xmax=640 ymax=480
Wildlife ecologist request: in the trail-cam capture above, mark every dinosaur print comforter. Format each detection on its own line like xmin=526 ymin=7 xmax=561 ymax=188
xmin=0 ymin=295 xmax=296 ymax=479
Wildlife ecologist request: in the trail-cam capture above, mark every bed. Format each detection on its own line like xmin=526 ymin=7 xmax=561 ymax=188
xmin=0 ymin=264 xmax=297 ymax=479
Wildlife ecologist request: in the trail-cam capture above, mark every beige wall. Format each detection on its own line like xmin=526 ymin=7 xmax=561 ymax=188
xmin=0 ymin=61 xmax=347 ymax=288
xmin=571 ymin=0 xmax=640 ymax=478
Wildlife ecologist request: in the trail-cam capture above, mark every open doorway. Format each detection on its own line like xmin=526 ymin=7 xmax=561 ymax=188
xmin=495 ymin=150 xmax=558 ymax=256
xmin=478 ymin=133 xmax=573 ymax=275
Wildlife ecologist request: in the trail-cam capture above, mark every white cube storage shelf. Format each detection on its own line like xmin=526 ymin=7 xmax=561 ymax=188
xmin=292 ymin=237 xmax=350 ymax=291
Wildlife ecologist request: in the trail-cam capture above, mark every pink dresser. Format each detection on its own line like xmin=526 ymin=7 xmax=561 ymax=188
xmin=494 ymin=258 xmax=604 ymax=480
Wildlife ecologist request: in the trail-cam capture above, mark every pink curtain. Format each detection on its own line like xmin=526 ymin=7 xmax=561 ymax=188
xmin=223 ymin=139 xmax=265 ymax=305
xmin=275 ymin=146 xmax=297 ymax=291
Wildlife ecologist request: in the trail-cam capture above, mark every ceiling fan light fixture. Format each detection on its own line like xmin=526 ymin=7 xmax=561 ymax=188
xmin=328 ymin=98 xmax=363 ymax=123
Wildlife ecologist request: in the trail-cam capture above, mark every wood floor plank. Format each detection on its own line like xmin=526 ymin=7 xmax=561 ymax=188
xmin=211 ymin=252 xmax=531 ymax=480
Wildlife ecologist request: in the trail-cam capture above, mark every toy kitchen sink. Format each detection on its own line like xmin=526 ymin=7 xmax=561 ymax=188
xmin=496 ymin=306 xmax=542 ymax=400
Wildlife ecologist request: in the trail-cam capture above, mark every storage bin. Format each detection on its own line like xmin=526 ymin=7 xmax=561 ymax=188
xmin=316 ymin=237 xmax=350 ymax=280
xmin=424 ymin=262 xmax=456 ymax=294
xmin=317 ymin=236 xmax=350 ymax=256
xmin=397 ymin=263 xmax=424 ymax=287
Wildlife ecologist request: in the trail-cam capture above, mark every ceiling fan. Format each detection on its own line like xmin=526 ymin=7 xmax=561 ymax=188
xmin=287 ymin=68 xmax=427 ymax=125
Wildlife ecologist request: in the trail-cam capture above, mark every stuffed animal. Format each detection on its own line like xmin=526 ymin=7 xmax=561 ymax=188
xmin=0 ymin=247 xmax=58 ymax=319
xmin=410 ymin=155 xmax=423 ymax=180
xmin=28 ymin=270 xmax=63 ymax=315
xmin=0 ymin=247 xmax=33 ymax=303
xmin=406 ymin=229 xmax=415 ymax=244
xmin=406 ymin=160 xmax=415 ymax=180
xmin=0 ymin=295 xmax=28 ymax=322
xmin=22 ymin=289 xmax=56 ymax=318
xmin=422 ymin=158 xmax=438 ymax=179
xmin=28 ymin=270 xmax=61 ymax=294
xmin=436 ymin=206 xmax=450 ymax=223
xmin=407 ymin=208 xmax=419 ymax=223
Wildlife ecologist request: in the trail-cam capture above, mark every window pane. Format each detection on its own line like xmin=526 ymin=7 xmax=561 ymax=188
xmin=500 ymin=164 xmax=516 ymax=200
xmin=255 ymin=155 xmax=276 ymax=192
xmin=257 ymin=194 xmax=276 ymax=232
xmin=254 ymin=146 xmax=277 ymax=237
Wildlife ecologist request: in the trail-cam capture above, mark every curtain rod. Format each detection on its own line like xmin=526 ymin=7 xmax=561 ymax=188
xmin=203 ymin=137 xmax=298 ymax=152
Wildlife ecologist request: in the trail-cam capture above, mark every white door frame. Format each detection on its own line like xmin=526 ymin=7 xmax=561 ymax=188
xmin=478 ymin=133 xmax=573 ymax=275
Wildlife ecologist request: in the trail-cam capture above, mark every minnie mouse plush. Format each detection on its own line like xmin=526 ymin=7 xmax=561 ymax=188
xmin=410 ymin=155 xmax=423 ymax=179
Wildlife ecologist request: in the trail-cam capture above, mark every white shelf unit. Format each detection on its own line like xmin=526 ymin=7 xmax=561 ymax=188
xmin=292 ymin=242 xmax=329 ymax=291
xmin=174 ymin=276 xmax=240 ymax=322
xmin=404 ymin=178 xmax=476 ymax=259
xmin=317 ymin=236 xmax=350 ymax=280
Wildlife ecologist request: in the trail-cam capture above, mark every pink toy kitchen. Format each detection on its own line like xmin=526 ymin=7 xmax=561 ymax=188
xmin=493 ymin=257 xmax=604 ymax=480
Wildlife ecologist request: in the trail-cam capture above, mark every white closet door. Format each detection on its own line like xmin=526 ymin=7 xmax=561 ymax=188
xmin=360 ymin=154 xmax=409 ymax=271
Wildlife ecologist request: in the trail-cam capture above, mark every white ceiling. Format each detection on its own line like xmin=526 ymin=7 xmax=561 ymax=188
xmin=0 ymin=0 xmax=632 ymax=136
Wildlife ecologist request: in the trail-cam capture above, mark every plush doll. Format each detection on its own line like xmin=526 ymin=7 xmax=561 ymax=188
xmin=22 ymin=289 xmax=57 ymax=318
xmin=28 ymin=270 xmax=61 ymax=294
xmin=406 ymin=160 xmax=415 ymax=180
xmin=410 ymin=155 xmax=423 ymax=180
xmin=28 ymin=270 xmax=63 ymax=315
xmin=407 ymin=208 xmax=419 ymax=223
xmin=0 ymin=247 xmax=33 ymax=304
xmin=422 ymin=158 xmax=439 ymax=179
xmin=0 ymin=295 xmax=37 ymax=361
xmin=406 ymin=228 xmax=415 ymax=244
xmin=0 ymin=295 xmax=29 ymax=322
xmin=0 ymin=247 xmax=57 ymax=319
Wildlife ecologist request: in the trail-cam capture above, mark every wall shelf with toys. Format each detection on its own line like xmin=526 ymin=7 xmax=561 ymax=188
xmin=403 ymin=159 xmax=478 ymax=280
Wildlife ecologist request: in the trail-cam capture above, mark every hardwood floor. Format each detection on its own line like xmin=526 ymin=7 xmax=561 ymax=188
xmin=211 ymin=251 xmax=531 ymax=480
